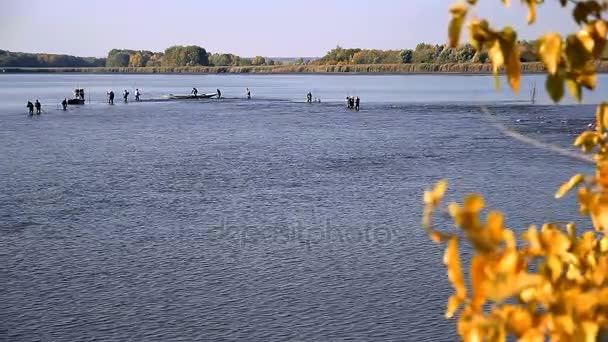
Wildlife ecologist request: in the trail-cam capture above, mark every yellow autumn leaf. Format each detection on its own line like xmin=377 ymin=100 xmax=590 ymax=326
xmin=489 ymin=39 xmax=505 ymax=75
xmin=539 ymin=33 xmax=562 ymax=75
xmin=577 ymin=30 xmax=596 ymax=53
xmin=506 ymin=44 xmax=521 ymax=92
xmin=507 ymin=308 xmax=534 ymax=337
xmin=448 ymin=3 xmax=468 ymax=48
xmin=424 ymin=179 xmax=448 ymax=206
xmin=446 ymin=294 xmax=463 ymax=319
xmin=555 ymin=174 xmax=585 ymax=199
xmin=566 ymin=78 xmax=583 ymax=103
xmin=580 ymin=321 xmax=599 ymax=342
xmin=444 ymin=237 xmax=467 ymax=299
xmin=600 ymin=236 xmax=608 ymax=253
xmin=470 ymin=255 xmax=487 ymax=311
xmin=486 ymin=211 xmax=505 ymax=243
xmin=566 ymin=33 xmax=593 ymax=70
xmin=566 ymin=264 xmax=583 ymax=282
xmin=497 ymin=250 xmax=519 ymax=274
xmin=523 ymin=0 xmax=537 ymax=24
xmin=523 ymin=226 xmax=542 ymax=254
xmin=541 ymin=225 xmax=571 ymax=255
xmin=590 ymin=195 xmax=608 ymax=233
xmin=546 ymin=73 xmax=565 ymax=103
xmin=464 ymin=194 xmax=485 ymax=213
xmin=586 ymin=20 xmax=608 ymax=58
xmin=555 ymin=315 xmax=575 ymax=335
xmin=547 ymin=255 xmax=563 ymax=282
xmin=598 ymin=102 xmax=608 ymax=132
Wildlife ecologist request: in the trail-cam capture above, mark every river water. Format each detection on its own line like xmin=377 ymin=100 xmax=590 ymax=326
xmin=0 ymin=74 xmax=606 ymax=341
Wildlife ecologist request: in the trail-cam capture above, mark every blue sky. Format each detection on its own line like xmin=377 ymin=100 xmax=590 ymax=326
xmin=0 ymin=0 xmax=578 ymax=57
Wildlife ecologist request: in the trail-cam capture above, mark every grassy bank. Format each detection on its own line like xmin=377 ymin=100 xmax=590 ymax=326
xmin=3 ymin=61 xmax=608 ymax=74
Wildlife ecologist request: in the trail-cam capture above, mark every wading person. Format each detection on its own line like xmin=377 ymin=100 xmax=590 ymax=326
xmin=246 ymin=88 xmax=251 ymax=100
xmin=123 ymin=90 xmax=129 ymax=103
xmin=26 ymin=101 xmax=34 ymax=115
xmin=108 ymin=90 xmax=115 ymax=104
xmin=355 ymin=96 xmax=360 ymax=111
xmin=62 ymin=98 xmax=68 ymax=111
xmin=307 ymin=92 xmax=312 ymax=103
xmin=217 ymin=89 xmax=222 ymax=99
xmin=135 ymin=89 xmax=140 ymax=102
xmin=34 ymin=99 xmax=41 ymax=114
xmin=191 ymin=87 xmax=198 ymax=97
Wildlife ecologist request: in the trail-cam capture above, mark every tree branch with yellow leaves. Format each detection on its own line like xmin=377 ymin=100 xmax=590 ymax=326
xmin=426 ymin=1 xmax=608 ymax=341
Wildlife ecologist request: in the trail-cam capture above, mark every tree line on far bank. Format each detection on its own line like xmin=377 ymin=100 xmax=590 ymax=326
xmin=0 ymin=49 xmax=105 ymax=68
xmin=105 ymin=46 xmax=282 ymax=67
xmin=2 ymin=42 xmax=608 ymax=68
xmin=315 ymin=41 xmax=608 ymax=65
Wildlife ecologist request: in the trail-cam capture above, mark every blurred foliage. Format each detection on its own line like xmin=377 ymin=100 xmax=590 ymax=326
xmin=0 ymin=49 xmax=105 ymax=67
xmin=425 ymin=0 xmax=608 ymax=341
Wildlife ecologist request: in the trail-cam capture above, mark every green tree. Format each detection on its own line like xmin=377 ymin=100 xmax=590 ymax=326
xmin=209 ymin=53 xmax=237 ymax=66
xmin=162 ymin=46 xmax=208 ymax=67
xmin=412 ymin=43 xmax=438 ymax=63
xmin=400 ymin=49 xmax=414 ymax=63
xmin=106 ymin=50 xmax=132 ymax=67
xmin=251 ymin=56 xmax=266 ymax=65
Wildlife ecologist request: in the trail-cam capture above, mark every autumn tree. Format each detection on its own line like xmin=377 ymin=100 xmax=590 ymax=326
xmin=425 ymin=0 xmax=608 ymax=341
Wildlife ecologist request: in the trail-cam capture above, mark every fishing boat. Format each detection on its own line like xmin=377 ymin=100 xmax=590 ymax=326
xmin=67 ymin=88 xmax=86 ymax=105
xmin=167 ymin=93 xmax=218 ymax=100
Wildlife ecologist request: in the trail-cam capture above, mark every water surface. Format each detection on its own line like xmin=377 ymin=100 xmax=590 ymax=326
xmin=0 ymin=74 xmax=603 ymax=341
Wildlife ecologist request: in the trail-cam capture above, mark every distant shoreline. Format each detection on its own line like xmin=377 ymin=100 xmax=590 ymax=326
xmin=3 ymin=62 xmax=608 ymax=75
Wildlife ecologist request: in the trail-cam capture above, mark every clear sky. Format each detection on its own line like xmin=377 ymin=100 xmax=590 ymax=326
xmin=0 ymin=0 xmax=578 ymax=57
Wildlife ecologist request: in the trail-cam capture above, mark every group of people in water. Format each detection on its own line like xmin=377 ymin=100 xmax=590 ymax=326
xmin=106 ymin=89 xmax=140 ymax=104
xmin=27 ymin=87 xmax=362 ymax=115
xmin=346 ymin=96 xmax=361 ymax=111
xmin=26 ymin=100 xmax=42 ymax=115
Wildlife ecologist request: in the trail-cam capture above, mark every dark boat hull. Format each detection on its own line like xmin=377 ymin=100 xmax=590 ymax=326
xmin=67 ymin=99 xmax=85 ymax=105
xmin=168 ymin=93 xmax=217 ymax=100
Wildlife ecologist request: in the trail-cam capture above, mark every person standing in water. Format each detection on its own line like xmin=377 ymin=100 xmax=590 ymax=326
xmin=355 ymin=96 xmax=360 ymax=111
xmin=217 ymin=89 xmax=222 ymax=99
xmin=307 ymin=92 xmax=312 ymax=103
xmin=34 ymin=100 xmax=42 ymax=114
xmin=61 ymin=98 xmax=68 ymax=111
xmin=135 ymin=89 xmax=141 ymax=102
xmin=123 ymin=90 xmax=129 ymax=103
xmin=26 ymin=101 xmax=34 ymax=115
xmin=246 ymin=88 xmax=251 ymax=99
xmin=108 ymin=90 xmax=115 ymax=104
xmin=191 ymin=88 xmax=198 ymax=97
